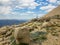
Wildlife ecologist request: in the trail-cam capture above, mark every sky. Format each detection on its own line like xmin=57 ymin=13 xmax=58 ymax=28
xmin=0 ymin=0 xmax=60 ymax=20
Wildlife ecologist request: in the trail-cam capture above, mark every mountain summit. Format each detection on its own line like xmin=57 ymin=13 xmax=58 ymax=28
xmin=44 ymin=5 xmax=60 ymax=17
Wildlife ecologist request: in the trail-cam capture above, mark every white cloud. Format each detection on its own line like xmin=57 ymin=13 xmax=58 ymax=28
xmin=0 ymin=6 xmax=11 ymax=14
xmin=0 ymin=0 xmax=10 ymax=2
xmin=0 ymin=10 xmax=38 ymax=20
xmin=26 ymin=11 xmax=34 ymax=14
xmin=40 ymin=4 xmax=56 ymax=12
xmin=57 ymin=1 xmax=60 ymax=5
xmin=46 ymin=8 xmax=53 ymax=12
xmin=20 ymin=0 xmax=35 ymax=3
xmin=47 ymin=0 xmax=57 ymax=3
xmin=8 ymin=11 xmax=38 ymax=19
xmin=0 ymin=0 xmax=13 ymax=14
xmin=38 ymin=14 xmax=45 ymax=17
xmin=16 ymin=0 xmax=39 ymax=9
xmin=0 ymin=0 xmax=10 ymax=4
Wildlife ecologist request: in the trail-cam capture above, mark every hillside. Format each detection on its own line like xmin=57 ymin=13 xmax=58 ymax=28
xmin=0 ymin=6 xmax=60 ymax=45
xmin=44 ymin=5 xmax=60 ymax=17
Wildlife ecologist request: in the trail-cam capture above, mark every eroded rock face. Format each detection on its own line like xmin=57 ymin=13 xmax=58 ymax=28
xmin=14 ymin=27 xmax=31 ymax=45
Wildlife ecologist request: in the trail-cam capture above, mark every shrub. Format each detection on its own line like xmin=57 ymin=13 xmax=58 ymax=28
xmin=10 ymin=36 xmax=17 ymax=45
xmin=52 ymin=33 xmax=59 ymax=36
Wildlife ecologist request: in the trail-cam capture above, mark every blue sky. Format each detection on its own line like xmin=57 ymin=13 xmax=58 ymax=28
xmin=0 ymin=0 xmax=60 ymax=20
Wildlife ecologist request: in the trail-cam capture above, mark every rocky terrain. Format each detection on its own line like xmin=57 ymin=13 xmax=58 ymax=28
xmin=0 ymin=6 xmax=60 ymax=45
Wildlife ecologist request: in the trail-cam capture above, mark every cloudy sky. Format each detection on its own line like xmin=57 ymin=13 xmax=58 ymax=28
xmin=0 ymin=0 xmax=60 ymax=20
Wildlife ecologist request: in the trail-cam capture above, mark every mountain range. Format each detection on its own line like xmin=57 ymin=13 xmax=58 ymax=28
xmin=0 ymin=20 xmax=27 ymax=27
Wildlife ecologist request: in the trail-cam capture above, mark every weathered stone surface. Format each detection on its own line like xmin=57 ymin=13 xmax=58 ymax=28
xmin=14 ymin=27 xmax=30 ymax=45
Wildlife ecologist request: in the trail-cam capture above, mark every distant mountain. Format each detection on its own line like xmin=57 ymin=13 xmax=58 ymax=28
xmin=0 ymin=20 xmax=27 ymax=27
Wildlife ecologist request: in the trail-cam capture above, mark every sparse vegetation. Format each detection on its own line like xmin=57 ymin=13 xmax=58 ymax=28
xmin=52 ymin=33 xmax=59 ymax=36
xmin=10 ymin=36 xmax=16 ymax=45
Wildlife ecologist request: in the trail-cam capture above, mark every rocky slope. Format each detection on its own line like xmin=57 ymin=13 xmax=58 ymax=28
xmin=0 ymin=6 xmax=60 ymax=45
